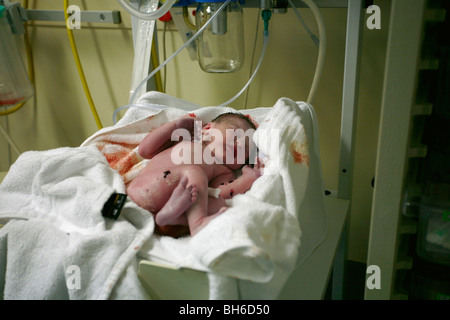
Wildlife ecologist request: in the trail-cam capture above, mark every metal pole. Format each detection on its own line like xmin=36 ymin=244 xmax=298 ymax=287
xmin=337 ymin=0 xmax=364 ymax=200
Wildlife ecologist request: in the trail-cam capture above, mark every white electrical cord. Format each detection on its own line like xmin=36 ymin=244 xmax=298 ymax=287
xmin=297 ymin=0 xmax=326 ymax=105
xmin=128 ymin=0 xmax=232 ymax=105
xmin=117 ymin=0 xmax=176 ymax=20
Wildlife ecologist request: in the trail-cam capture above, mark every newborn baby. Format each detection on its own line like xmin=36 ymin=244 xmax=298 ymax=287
xmin=126 ymin=112 xmax=262 ymax=237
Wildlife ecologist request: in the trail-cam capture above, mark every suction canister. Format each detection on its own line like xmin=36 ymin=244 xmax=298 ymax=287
xmin=195 ymin=0 xmax=244 ymax=73
xmin=0 ymin=5 xmax=33 ymax=107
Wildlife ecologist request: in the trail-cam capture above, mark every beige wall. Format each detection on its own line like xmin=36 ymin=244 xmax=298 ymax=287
xmin=0 ymin=0 xmax=390 ymax=263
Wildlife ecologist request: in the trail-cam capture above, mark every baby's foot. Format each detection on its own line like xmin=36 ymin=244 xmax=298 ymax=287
xmin=172 ymin=177 xmax=197 ymax=206
xmin=155 ymin=177 xmax=197 ymax=226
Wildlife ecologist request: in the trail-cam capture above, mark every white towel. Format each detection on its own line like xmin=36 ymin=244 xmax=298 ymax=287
xmin=0 ymin=146 xmax=154 ymax=299
xmin=0 ymin=91 xmax=327 ymax=300
xmin=84 ymin=91 xmax=327 ymax=299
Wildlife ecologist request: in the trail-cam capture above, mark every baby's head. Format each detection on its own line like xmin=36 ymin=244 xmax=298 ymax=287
xmin=202 ymin=112 xmax=257 ymax=170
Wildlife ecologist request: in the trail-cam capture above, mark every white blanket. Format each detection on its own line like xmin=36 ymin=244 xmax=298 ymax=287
xmin=0 ymin=146 xmax=153 ymax=299
xmin=0 ymin=91 xmax=327 ymax=300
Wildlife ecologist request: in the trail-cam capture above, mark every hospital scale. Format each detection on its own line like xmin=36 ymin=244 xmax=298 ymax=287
xmin=0 ymin=0 xmax=367 ymax=299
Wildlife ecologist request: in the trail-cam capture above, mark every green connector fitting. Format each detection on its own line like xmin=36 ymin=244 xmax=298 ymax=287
xmin=261 ymin=9 xmax=272 ymax=34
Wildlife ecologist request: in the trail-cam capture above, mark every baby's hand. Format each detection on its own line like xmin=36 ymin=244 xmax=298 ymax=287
xmin=241 ymin=164 xmax=263 ymax=181
xmin=175 ymin=116 xmax=197 ymax=133
xmin=173 ymin=116 xmax=203 ymax=142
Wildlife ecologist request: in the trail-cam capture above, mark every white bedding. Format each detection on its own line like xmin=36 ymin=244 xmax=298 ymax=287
xmin=0 ymin=146 xmax=153 ymax=299
xmin=0 ymin=91 xmax=327 ymax=299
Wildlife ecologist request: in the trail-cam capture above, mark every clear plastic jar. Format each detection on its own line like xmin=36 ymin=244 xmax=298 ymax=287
xmin=0 ymin=6 xmax=33 ymax=107
xmin=195 ymin=0 xmax=244 ymax=73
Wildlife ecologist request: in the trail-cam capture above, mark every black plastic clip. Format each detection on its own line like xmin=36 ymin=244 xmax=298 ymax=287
xmin=102 ymin=193 xmax=127 ymax=220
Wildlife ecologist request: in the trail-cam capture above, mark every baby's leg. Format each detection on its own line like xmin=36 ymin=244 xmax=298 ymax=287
xmin=179 ymin=167 xmax=227 ymax=236
xmin=126 ymin=166 xmax=194 ymax=224
xmin=155 ymin=177 xmax=197 ymax=226
xmin=160 ymin=166 xmax=208 ymax=236
xmin=128 ymin=164 xmax=223 ymax=236
xmin=207 ymin=196 xmax=228 ymax=216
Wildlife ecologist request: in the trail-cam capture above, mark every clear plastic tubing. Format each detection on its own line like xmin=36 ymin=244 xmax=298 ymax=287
xmin=220 ymin=30 xmax=269 ymax=107
xmin=293 ymin=0 xmax=326 ymax=105
xmin=129 ymin=0 xmax=232 ymax=104
xmin=117 ymin=0 xmax=176 ymax=21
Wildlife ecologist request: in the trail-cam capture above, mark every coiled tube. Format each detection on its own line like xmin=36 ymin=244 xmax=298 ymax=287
xmin=296 ymin=0 xmax=326 ymax=105
xmin=117 ymin=0 xmax=176 ymax=21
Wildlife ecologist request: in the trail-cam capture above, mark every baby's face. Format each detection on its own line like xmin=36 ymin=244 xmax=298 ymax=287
xmin=203 ymin=118 xmax=255 ymax=170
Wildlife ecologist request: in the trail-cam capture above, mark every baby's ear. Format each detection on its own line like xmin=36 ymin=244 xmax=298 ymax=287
xmin=202 ymin=123 xmax=212 ymax=134
xmin=201 ymin=123 xmax=214 ymax=142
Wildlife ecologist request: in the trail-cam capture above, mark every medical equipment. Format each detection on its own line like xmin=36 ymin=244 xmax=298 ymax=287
xmin=128 ymin=0 xmax=235 ymax=105
xmin=0 ymin=2 xmax=33 ymax=158
xmin=219 ymin=20 xmax=269 ymax=106
xmin=120 ymin=0 xmax=245 ymax=73
xmin=0 ymin=5 xmax=33 ymax=108
xmin=0 ymin=0 xmax=35 ymax=163
xmin=123 ymin=3 xmax=271 ymax=111
xmin=168 ymin=4 xmax=198 ymax=61
xmin=196 ymin=0 xmax=245 ymax=73
xmin=125 ymin=0 xmax=324 ymax=109
xmin=0 ymin=0 xmax=121 ymax=124
xmin=0 ymin=0 xmax=368 ymax=300
xmin=118 ymin=0 xmax=176 ymax=20
xmin=126 ymin=0 xmax=272 ymax=107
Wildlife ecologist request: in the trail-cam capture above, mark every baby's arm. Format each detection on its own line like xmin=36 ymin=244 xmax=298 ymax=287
xmin=139 ymin=116 xmax=197 ymax=159
xmin=211 ymin=165 xmax=262 ymax=199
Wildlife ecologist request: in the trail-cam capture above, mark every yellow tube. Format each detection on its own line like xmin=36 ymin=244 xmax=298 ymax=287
xmin=182 ymin=6 xmax=196 ymax=31
xmin=0 ymin=101 xmax=25 ymax=116
xmin=151 ymin=37 xmax=164 ymax=92
xmin=63 ymin=0 xmax=103 ymax=129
